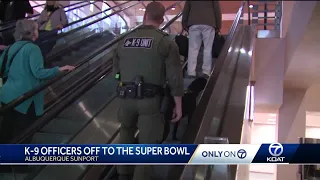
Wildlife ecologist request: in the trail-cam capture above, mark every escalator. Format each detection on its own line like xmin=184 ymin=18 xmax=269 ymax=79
xmin=0 ymin=1 xmax=91 ymax=32
xmin=41 ymin=1 xmax=137 ymax=67
xmin=5 ymin=12 xmax=183 ymax=180
xmin=49 ymin=30 xmax=114 ymax=67
xmin=0 ymin=1 xmax=254 ymax=180
xmin=0 ymin=1 xmax=121 ymax=54
xmin=35 ymin=1 xmax=145 ymax=105
xmin=0 ymin=2 xmax=184 ymax=180
xmin=41 ymin=1 xmax=183 ymax=114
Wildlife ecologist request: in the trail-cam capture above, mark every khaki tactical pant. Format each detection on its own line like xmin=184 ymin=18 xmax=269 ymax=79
xmin=117 ymin=96 xmax=165 ymax=180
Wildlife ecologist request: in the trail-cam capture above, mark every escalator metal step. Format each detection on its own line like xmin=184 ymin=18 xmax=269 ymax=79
xmin=40 ymin=118 xmax=86 ymax=135
xmin=31 ymin=132 xmax=70 ymax=144
xmin=0 ymin=173 xmax=28 ymax=180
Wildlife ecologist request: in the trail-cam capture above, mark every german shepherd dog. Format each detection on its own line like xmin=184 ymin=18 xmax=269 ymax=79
xmin=163 ymin=77 xmax=207 ymax=141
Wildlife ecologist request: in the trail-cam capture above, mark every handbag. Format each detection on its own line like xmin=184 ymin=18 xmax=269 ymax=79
xmin=0 ymin=42 xmax=30 ymax=87
xmin=175 ymin=29 xmax=189 ymax=58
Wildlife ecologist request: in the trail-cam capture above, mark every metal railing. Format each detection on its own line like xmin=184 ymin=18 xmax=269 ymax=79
xmin=244 ymin=0 xmax=282 ymax=38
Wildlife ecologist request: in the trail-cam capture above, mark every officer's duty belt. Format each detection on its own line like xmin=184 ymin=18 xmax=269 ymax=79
xmin=119 ymin=82 xmax=163 ymax=98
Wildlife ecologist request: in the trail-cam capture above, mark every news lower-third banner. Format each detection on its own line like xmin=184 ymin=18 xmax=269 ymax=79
xmin=0 ymin=144 xmax=318 ymax=165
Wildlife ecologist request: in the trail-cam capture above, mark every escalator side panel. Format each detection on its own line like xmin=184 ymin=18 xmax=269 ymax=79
xmin=31 ymin=132 xmax=70 ymax=144
xmin=33 ymin=96 xmax=122 ymax=180
xmin=218 ymin=25 xmax=255 ymax=180
xmin=56 ymin=74 xmax=116 ymax=122
xmin=40 ymin=118 xmax=87 ymax=135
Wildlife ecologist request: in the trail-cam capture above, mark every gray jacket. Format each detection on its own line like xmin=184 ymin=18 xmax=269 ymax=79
xmin=182 ymin=1 xmax=222 ymax=29
xmin=37 ymin=7 xmax=68 ymax=30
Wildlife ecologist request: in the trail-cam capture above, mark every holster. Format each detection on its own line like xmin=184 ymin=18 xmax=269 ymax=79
xmin=117 ymin=82 xmax=163 ymax=99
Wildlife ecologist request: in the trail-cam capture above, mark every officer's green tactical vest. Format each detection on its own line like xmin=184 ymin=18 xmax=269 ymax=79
xmin=116 ymin=25 xmax=170 ymax=86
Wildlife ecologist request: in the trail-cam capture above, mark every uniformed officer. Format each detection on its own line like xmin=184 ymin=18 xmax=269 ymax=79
xmin=112 ymin=2 xmax=184 ymax=180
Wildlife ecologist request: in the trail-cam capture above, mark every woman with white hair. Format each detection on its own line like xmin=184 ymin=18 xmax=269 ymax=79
xmin=37 ymin=0 xmax=68 ymax=59
xmin=0 ymin=19 xmax=74 ymax=143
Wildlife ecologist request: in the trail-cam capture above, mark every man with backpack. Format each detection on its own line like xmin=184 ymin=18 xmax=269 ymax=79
xmin=182 ymin=1 xmax=222 ymax=79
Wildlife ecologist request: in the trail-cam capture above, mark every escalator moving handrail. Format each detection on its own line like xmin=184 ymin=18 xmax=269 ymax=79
xmin=166 ymin=2 xmax=246 ymax=180
xmin=28 ymin=1 xmax=86 ymax=20
xmin=0 ymin=1 xmax=86 ymax=32
xmin=0 ymin=1 xmax=180 ymax=115
xmin=44 ymin=60 xmax=113 ymax=113
xmin=30 ymin=3 xmax=45 ymax=8
xmin=10 ymin=8 xmax=183 ymax=145
xmin=161 ymin=12 xmax=183 ymax=30
xmin=37 ymin=1 xmax=138 ymax=45
xmin=0 ymin=2 xmax=142 ymax=115
xmin=10 ymin=63 xmax=112 ymax=145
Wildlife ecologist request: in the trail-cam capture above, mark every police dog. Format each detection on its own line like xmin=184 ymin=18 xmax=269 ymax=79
xmin=163 ymin=77 xmax=207 ymax=141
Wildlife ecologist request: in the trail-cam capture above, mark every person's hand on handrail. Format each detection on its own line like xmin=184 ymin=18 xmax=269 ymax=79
xmin=56 ymin=24 xmax=63 ymax=30
xmin=59 ymin=65 xmax=75 ymax=72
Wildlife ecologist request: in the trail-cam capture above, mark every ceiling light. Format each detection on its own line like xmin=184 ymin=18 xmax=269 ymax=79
xmin=249 ymin=5 xmax=253 ymax=8
xmin=142 ymin=8 xmax=146 ymax=11
xmin=138 ymin=8 xmax=142 ymax=11
xmin=171 ymin=7 xmax=176 ymax=10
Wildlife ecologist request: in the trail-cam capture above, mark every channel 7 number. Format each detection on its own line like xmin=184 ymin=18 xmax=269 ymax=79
xmin=25 ymin=147 xmax=40 ymax=155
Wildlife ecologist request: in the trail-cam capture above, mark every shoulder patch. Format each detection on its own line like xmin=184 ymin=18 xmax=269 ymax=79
xmin=123 ymin=37 xmax=153 ymax=49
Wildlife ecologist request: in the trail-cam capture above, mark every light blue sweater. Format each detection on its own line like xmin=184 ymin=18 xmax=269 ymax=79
xmin=0 ymin=41 xmax=59 ymax=116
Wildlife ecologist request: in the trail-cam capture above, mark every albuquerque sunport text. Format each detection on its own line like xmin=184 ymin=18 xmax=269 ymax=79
xmin=24 ymin=146 xmax=190 ymax=162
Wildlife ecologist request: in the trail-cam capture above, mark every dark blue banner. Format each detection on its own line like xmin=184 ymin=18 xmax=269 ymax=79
xmin=0 ymin=144 xmax=197 ymax=164
xmin=252 ymin=143 xmax=320 ymax=164
xmin=0 ymin=144 xmax=319 ymax=165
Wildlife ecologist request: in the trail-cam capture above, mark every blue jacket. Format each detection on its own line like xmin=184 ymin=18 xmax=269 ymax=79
xmin=0 ymin=41 xmax=59 ymax=116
